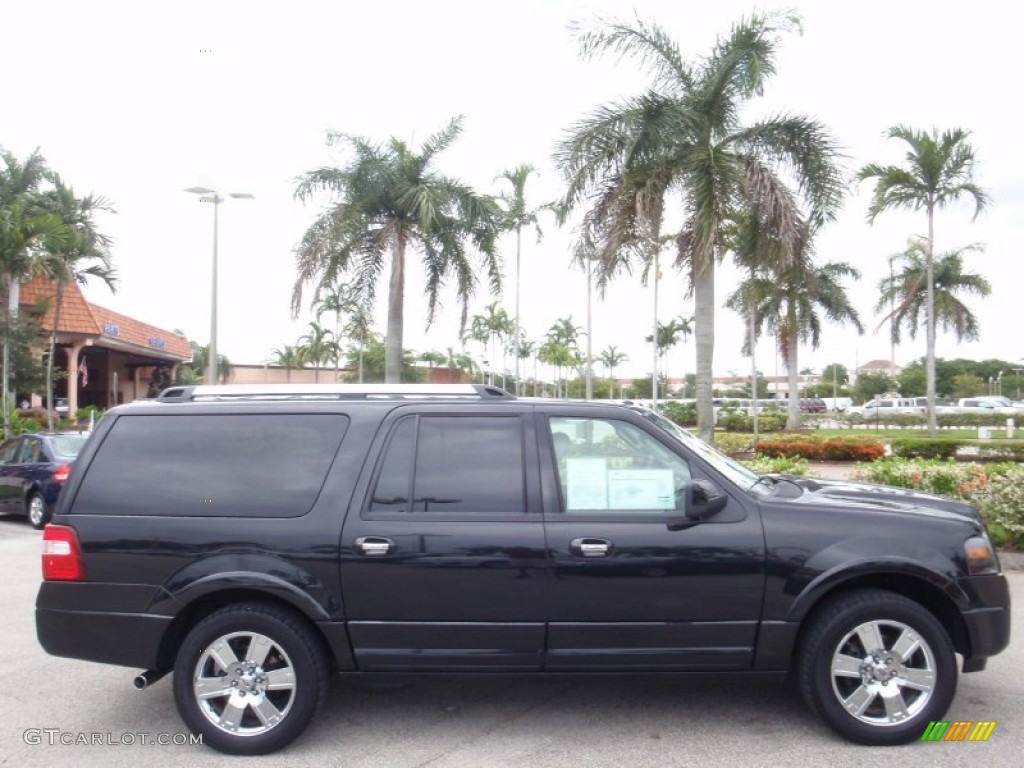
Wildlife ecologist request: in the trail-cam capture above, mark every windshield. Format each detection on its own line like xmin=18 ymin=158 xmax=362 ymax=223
xmin=633 ymin=408 xmax=766 ymax=493
xmin=50 ymin=434 xmax=87 ymax=459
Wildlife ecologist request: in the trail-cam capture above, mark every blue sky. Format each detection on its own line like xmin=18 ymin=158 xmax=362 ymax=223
xmin=3 ymin=0 xmax=1020 ymax=379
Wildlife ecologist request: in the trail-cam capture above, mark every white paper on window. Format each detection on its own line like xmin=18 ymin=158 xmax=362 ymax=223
xmin=607 ymin=469 xmax=675 ymax=510
xmin=566 ymin=457 xmax=609 ymax=510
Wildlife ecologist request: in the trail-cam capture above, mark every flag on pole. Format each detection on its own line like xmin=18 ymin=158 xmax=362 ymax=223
xmin=79 ymin=357 xmax=88 ymax=388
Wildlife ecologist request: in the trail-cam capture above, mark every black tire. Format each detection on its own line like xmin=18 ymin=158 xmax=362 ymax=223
xmin=797 ymin=589 xmax=957 ymax=745
xmin=27 ymin=492 xmax=49 ymax=530
xmin=173 ymin=602 xmax=329 ymax=755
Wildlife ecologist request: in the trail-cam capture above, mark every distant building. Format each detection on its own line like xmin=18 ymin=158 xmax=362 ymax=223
xmin=852 ymin=359 xmax=901 ymax=384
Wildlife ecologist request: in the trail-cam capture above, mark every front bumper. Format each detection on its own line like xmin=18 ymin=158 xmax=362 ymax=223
xmin=958 ymin=573 xmax=1011 ymax=670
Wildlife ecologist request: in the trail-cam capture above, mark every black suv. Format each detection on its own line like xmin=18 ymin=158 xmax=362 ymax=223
xmin=36 ymin=384 xmax=1011 ymax=754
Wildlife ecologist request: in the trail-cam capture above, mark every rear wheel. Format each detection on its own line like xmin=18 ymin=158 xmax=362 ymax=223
xmin=173 ymin=602 xmax=329 ymax=755
xmin=27 ymin=492 xmax=48 ymax=529
xmin=798 ymin=589 xmax=957 ymax=745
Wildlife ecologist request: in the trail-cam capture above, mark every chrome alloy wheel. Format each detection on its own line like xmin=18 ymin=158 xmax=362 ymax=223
xmin=192 ymin=631 xmax=297 ymax=737
xmin=829 ymin=619 xmax=937 ymax=726
xmin=28 ymin=494 xmax=46 ymax=528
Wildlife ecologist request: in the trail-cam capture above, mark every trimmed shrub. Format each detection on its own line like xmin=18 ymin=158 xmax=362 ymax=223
xmin=658 ymin=401 xmax=696 ymax=427
xmin=973 ymin=440 xmax=1024 ymax=462
xmin=891 ymin=438 xmax=966 ymax=460
xmin=755 ymin=435 xmax=886 ymax=462
xmin=741 ymin=454 xmax=809 ymax=476
xmin=977 ymin=467 xmax=1024 ymax=545
xmin=717 ymin=411 xmax=785 ymax=432
xmin=714 ymin=433 xmax=756 ymax=457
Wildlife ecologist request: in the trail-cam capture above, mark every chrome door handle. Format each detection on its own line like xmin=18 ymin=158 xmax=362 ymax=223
xmin=354 ymin=536 xmax=394 ymax=557
xmin=571 ymin=538 xmax=612 ymax=558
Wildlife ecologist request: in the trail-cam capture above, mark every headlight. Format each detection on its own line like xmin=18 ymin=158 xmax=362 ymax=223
xmin=964 ymin=535 xmax=999 ymax=575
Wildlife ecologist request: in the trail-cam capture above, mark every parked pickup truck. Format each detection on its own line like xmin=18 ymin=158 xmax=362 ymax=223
xmin=955 ymin=397 xmax=1024 ymax=414
xmin=36 ymin=384 xmax=1011 ymax=755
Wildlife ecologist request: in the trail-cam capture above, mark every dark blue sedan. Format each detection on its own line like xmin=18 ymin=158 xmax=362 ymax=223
xmin=0 ymin=433 xmax=88 ymax=529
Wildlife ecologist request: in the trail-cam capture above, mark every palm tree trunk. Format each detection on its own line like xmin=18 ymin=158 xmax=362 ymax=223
xmin=46 ymin=276 xmax=66 ymax=431
xmin=358 ymin=333 xmax=365 ymax=384
xmin=2 ymin=274 xmax=15 ymax=438
xmin=514 ymin=225 xmax=522 ymax=395
xmin=925 ymin=206 xmax=938 ymax=436
xmin=749 ymin=290 xmax=759 ymax=441
xmin=385 ymin=234 xmax=406 ymax=383
xmin=786 ymin=316 xmax=800 ymax=430
xmin=694 ymin=264 xmax=715 ymax=444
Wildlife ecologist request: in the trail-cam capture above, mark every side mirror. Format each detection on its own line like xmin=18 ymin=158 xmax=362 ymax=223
xmin=683 ymin=479 xmax=728 ymax=520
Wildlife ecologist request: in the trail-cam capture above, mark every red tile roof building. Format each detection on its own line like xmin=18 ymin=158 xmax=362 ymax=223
xmin=18 ymin=276 xmax=193 ymax=414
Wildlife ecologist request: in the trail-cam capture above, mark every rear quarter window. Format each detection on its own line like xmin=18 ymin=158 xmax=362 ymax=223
xmin=70 ymin=414 xmax=348 ymax=517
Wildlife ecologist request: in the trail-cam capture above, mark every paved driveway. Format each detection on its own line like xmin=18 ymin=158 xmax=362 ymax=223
xmin=1 ymin=516 xmax=1020 ymax=768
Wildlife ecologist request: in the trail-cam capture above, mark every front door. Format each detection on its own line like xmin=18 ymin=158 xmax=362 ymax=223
xmin=340 ymin=406 xmax=548 ymax=671
xmin=0 ymin=438 xmax=21 ymax=510
xmin=538 ymin=407 xmax=766 ymax=671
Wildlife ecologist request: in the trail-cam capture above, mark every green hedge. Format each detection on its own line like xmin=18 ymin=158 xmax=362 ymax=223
xmin=890 ymin=438 xmax=1024 ymax=461
xmin=717 ymin=411 xmax=785 ymax=432
xmin=891 ymin=438 xmax=966 ymax=459
xmin=841 ymin=411 xmax=1024 ymax=429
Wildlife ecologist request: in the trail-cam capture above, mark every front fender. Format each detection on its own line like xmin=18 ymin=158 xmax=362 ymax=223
xmin=783 ymin=544 xmax=969 ymax=624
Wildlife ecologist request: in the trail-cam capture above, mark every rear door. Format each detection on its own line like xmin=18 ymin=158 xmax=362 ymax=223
xmin=538 ymin=406 xmax=766 ymax=671
xmin=340 ymin=404 xmax=548 ymax=671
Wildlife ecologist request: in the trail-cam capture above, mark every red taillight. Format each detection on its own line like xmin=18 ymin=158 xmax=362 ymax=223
xmin=41 ymin=525 xmax=85 ymax=581
xmin=53 ymin=464 xmax=72 ymax=483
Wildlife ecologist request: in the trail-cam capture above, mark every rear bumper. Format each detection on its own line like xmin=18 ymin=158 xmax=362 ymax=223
xmin=36 ymin=608 xmax=170 ymax=669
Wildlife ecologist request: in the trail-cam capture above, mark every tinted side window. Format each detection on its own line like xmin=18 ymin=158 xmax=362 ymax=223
xmin=72 ymin=414 xmax=348 ymax=517
xmin=369 ymin=417 xmax=415 ymax=513
xmin=367 ymin=415 xmax=525 ymax=515
xmin=0 ymin=439 xmax=20 ymax=463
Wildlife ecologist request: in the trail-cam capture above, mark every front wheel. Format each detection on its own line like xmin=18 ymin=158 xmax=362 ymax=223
xmin=798 ymin=589 xmax=957 ymax=745
xmin=27 ymin=492 xmax=49 ymax=529
xmin=173 ymin=602 xmax=329 ymax=755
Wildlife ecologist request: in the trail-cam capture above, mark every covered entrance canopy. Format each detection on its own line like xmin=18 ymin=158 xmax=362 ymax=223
xmin=19 ymin=276 xmax=193 ymax=415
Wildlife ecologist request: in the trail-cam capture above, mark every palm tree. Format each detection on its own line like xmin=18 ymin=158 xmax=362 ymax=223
xmin=644 ymin=316 xmax=693 ymax=389
xmin=514 ymin=337 xmax=538 ymax=395
xmin=539 ymin=340 xmax=581 ymax=399
xmin=859 ymin=126 xmax=990 ymax=435
xmin=547 ymin=316 xmax=582 ymax=348
xmin=0 ymin=148 xmax=70 ymax=435
xmin=292 ymin=117 xmax=502 ymax=383
xmin=271 ymin=345 xmax=303 ymax=383
xmin=189 ymin=343 xmax=233 ymax=384
xmin=39 ymin=177 xmax=117 ymax=430
xmin=555 ymin=14 xmax=844 ymax=442
xmin=497 ymin=164 xmax=543 ymax=394
xmin=598 ymin=345 xmax=628 ymax=396
xmin=469 ymin=302 xmax=513 ymax=385
xmin=727 ymin=246 xmax=863 ymax=429
xmin=298 ymin=322 xmax=335 ymax=384
xmin=876 ymin=241 xmax=990 ymax=345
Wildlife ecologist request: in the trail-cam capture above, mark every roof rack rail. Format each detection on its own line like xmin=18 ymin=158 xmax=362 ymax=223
xmin=156 ymin=383 xmax=516 ymax=403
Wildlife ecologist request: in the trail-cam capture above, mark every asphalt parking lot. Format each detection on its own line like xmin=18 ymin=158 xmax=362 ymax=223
xmin=1 ymin=515 xmax=1021 ymax=768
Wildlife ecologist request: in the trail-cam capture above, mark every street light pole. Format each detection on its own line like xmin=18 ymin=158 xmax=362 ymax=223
xmin=185 ymin=187 xmax=253 ymax=385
